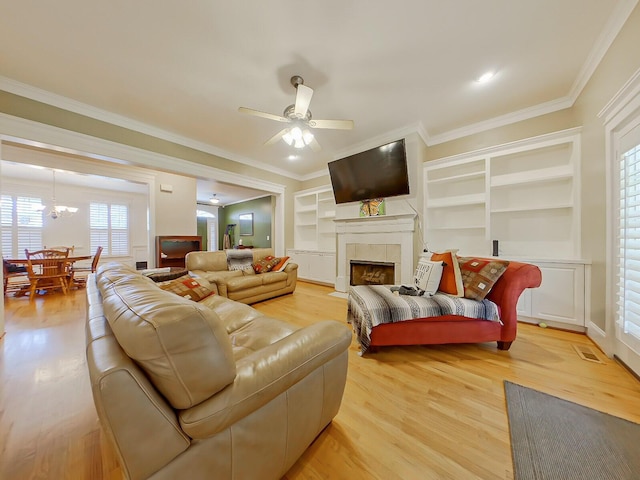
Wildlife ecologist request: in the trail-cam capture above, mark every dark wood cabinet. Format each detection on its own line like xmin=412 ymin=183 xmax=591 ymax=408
xmin=156 ymin=236 xmax=202 ymax=268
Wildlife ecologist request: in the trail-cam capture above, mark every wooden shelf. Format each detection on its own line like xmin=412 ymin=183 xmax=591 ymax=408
xmin=156 ymin=235 xmax=202 ymax=268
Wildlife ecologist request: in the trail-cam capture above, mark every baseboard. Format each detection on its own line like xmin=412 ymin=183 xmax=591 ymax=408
xmin=586 ymin=320 xmax=612 ymax=356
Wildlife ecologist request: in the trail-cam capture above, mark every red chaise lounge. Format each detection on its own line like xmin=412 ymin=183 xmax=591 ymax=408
xmin=348 ymin=258 xmax=542 ymax=354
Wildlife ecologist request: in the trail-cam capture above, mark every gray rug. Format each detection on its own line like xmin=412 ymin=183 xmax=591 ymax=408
xmin=504 ymin=381 xmax=640 ymax=480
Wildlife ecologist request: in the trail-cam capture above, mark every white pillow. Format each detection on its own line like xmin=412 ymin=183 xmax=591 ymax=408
xmin=414 ymin=258 xmax=444 ymax=296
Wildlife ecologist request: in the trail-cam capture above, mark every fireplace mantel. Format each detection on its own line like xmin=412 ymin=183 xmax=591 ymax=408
xmin=335 ymin=213 xmax=416 ymax=292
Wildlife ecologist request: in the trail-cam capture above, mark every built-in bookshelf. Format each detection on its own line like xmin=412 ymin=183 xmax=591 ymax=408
xmin=293 ymin=186 xmax=336 ymax=252
xmin=424 ymin=127 xmax=581 ymax=259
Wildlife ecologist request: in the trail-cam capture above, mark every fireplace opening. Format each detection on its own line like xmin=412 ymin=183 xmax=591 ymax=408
xmin=350 ymin=260 xmax=395 ymax=286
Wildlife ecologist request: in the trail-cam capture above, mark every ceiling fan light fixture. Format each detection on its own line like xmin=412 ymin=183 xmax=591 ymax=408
xmin=302 ymin=129 xmax=314 ymax=144
xmin=210 ymin=194 xmax=220 ymax=204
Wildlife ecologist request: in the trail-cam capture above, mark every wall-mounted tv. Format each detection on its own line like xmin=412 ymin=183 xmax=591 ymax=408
xmin=328 ymin=139 xmax=409 ymax=204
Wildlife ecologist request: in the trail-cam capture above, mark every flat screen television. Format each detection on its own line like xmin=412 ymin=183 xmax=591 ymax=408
xmin=328 ymin=139 xmax=409 ymax=204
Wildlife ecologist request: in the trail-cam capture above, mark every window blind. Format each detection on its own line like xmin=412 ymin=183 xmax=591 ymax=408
xmin=1 ymin=195 xmax=43 ymax=258
xmin=90 ymin=202 xmax=129 ymax=256
xmin=618 ymin=139 xmax=640 ymax=353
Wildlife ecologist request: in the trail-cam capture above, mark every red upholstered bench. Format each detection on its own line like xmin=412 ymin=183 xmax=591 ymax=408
xmin=347 ymin=258 xmax=542 ymax=354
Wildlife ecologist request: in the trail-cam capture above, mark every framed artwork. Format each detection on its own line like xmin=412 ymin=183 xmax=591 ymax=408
xmin=359 ymin=198 xmax=386 ymax=217
xmin=239 ymin=213 xmax=253 ymax=236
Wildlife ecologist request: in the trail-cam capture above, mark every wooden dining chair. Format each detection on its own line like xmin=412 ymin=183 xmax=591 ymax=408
xmin=70 ymin=246 xmax=103 ymax=286
xmin=3 ymin=259 xmax=29 ymax=296
xmin=25 ymin=249 xmax=71 ymax=301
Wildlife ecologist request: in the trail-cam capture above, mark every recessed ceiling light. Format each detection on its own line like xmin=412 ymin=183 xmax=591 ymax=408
xmin=288 ymin=155 xmax=299 ymax=161
xmin=476 ymin=71 xmax=496 ymax=84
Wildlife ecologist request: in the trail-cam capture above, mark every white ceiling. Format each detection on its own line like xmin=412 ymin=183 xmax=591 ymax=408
xmin=0 ymin=1 xmax=636 ymax=182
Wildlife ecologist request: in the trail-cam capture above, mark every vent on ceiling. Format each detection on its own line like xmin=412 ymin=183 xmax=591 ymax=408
xmin=572 ymin=344 xmax=605 ymax=364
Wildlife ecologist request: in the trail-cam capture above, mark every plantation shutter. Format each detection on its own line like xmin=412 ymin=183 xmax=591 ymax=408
xmin=1 ymin=195 xmax=13 ymax=257
xmin=90 ymin=202 xmax=129 ymax=256
xmin=110 ymin=204 xmax=129 ymax=256
xmin=617 ymin=122 xmax=640 ymax=353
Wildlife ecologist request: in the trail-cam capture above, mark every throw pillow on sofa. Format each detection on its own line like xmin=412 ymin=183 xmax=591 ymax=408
xmin=158 ymin=275 xmax=215 ymax=301
xmin=273 ymin=256 xmax=290 ymax=272
xmin=413 ymin=257 xmax=444 ymax=296
xmin=457 ymin=257 xmax=510 ymax=301
xmin=253 ymin=256 xmax=280 ymax=273
xmin=427 ymin=250 xmax=464 ymax=297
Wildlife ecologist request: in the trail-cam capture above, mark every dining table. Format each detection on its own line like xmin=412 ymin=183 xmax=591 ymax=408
xmin=5 ymin=255 xmax=92 ymax=296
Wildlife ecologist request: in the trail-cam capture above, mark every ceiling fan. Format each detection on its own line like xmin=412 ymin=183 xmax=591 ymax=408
xmin=238 ymin=75 xmax=354 ymax=151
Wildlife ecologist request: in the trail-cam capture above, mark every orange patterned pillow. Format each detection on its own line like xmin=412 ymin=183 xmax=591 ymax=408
xmin=428 ymin=250 xmax=464 ymax=297
xmin=458 ymin=257 xmax=509 ymax=301
xmin=158 ymin=275 xmax=215 ymax=301
xmin=253 ymin=256 xmax=280 ymax=274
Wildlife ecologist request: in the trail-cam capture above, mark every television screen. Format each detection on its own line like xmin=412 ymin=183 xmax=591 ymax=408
xmin=328 ymin=139 xmax=409 ymax=204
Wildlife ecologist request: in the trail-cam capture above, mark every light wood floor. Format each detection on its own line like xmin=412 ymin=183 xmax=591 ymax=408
xmin=2 ymin=282 xmax=640 ymax=480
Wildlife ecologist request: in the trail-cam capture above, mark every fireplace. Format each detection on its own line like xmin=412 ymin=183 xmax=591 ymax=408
xmin=334 ymin=213 xmax=416 ymax=292
xmin=350 ymin=260 xmax=395 ymax=286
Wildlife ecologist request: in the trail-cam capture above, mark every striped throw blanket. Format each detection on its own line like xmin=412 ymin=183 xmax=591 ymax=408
xmin=348 ymin=285 xmax=501 ymax=354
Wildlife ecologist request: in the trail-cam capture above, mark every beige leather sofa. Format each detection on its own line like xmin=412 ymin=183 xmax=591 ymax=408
xmin=186 ymin=248 xmax=297 ymax=304
xmin=86 ymin=263 xmax=351 ymax=480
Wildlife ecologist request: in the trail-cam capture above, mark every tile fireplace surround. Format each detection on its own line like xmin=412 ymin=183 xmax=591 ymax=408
xmin=335 ymin=213 xmax=416 ymax=292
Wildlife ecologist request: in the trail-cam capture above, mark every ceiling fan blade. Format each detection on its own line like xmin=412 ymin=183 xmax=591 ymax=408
xmin=307 ymin=136 xmax=321 ymax=152
xmin=238 ymin=107 xmax=289 ymax=123
xmin=294 ymin=84 xmax=314 ymax=117
xmin=309 ymin=119 xmax=354 ymax=130
xmin=264 ymin=128 xmax=289 ymax=146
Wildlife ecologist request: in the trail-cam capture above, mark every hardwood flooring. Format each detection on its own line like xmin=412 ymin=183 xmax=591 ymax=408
xmin=2 ymin=282 xmax=640 ymax=479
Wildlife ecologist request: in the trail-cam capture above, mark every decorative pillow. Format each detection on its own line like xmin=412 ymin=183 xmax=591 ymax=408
xmin=273 ymin=256 xmax=290 ymax=272
xmin=413 ymin=257 xmax=444 ymax=296
xmin=458 ymin=257 xmax=510 ymax=301
xmin=427 ymin=250 xmax=464 ymax=297
xmin=226 ymin=249 xmax=254 ymax=273
xmin=253 ymin=255 xmax=280 ymax=274
xmin=158 ymin=275 xmax=215 ymax=302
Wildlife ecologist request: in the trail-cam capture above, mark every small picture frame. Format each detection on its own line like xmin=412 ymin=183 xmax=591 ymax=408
xmin=238 ymin=213 xmax=253 ymax=236
xmin=359 ymin=198 xmax=385 ymax=217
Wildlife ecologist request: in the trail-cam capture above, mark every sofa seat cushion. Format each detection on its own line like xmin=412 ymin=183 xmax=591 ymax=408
xmin=97 ymin=263 xmax=237 ymax=410
xmin=198 ymin=294 xmax=263 ymax=333
xmin=225 ymin=274 xmax=265 ymax=291
xmin=261 ymin=271 xmax=288 ymax=285
xmin=228 ymin=316 xmax=298 ymax=361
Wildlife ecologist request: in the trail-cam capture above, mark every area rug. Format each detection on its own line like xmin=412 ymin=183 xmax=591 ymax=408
xmin=504 ymin=381 xmax=640 ymax=479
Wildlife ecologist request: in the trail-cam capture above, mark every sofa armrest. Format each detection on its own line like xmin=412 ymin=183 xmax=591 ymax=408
xmin=87 ymin=336 xmax=190 ymax=480
xmin=486 ymin=260 xmax=542 ymax=342
xmin=178 ymin=320 xmax=352 ymax=438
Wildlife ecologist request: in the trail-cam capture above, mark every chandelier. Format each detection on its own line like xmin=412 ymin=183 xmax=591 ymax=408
xmin=34 ymin=170 xmax=79 ymax=219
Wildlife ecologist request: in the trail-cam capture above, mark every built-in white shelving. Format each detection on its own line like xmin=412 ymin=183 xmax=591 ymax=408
xmin=292 ymin=186 xmax=337 ymax=285
xmin=423 ymin=127 xmax=582 ymax=259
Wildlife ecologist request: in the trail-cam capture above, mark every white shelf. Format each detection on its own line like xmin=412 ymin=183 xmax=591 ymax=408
xmin=491 ymin=204 xmax=573 ymax=214
xmin=491 ymin=165 xmax=573 ymax=188
xmin=427 ymin=171 xmax=485 ymax=185
xmin=430 ymin=225 xmax=485 ymax=230
xmin=427 ymin=193 xmax=486 ymax=208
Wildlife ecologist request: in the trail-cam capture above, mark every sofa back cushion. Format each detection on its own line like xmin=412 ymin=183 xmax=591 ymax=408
xmin=185 ymin=250 xmax=228 ymax=272
xmin=96 ymin=263 xmax=236 ymax=409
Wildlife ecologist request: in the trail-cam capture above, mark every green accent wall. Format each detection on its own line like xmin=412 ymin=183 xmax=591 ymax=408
xmin=219 ymin=196 xmax=273 ymax=249
xmin=197 ymin=217 xmax=208 ymax=249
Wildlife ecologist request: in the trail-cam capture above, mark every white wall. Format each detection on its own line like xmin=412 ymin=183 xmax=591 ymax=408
xmin=154 ymin=171 xmax=197 ymax=236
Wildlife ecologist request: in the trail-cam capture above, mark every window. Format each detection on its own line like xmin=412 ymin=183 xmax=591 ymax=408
xmin=90 ymin=202 xmax=129 ymax=256
xmin=617 ymin=124 xmax=640 ymax=353
xmin=1 ymin=194 xmax=44 ymax=258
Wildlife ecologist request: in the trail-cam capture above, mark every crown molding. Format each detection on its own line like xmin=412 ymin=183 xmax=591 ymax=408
xmin=0 ymin=75 xmax=302 ymax=181
xmin=568 ymin=0 xmax=639 ymax=104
